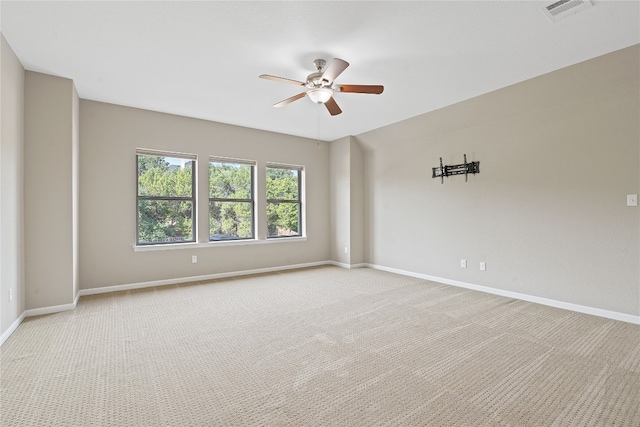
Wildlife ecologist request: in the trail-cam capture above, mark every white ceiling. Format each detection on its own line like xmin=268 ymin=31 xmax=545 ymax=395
xmin=1 ymin=1 xmax=639 ymax=141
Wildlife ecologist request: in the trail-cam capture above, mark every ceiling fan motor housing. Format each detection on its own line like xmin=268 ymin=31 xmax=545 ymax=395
xmin=307 ymin=59 xmax=332 ymax=88
xmin=306 ymin=71 xmax=326 ymax=87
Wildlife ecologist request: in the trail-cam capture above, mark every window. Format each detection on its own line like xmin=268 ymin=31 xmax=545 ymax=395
xmin=209 ymin=159 xmax=255 ymax=241
xmin=266 ymin=165 xmax=302 ymax=238
xmin=136 ymin=151 xmax=196 ymax=245
xmin=135 ymin=153 xmax=303 ymax=248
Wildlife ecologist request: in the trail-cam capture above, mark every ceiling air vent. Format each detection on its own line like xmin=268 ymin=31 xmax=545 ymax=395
xmin=542 ymin=0 xmax=593 ymax=22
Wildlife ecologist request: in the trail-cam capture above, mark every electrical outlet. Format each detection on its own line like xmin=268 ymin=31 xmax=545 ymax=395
xmin=480 ymin=262 xmax=486 ymax=271
xmin=460 ymin=259 xmax=467 ymax=268
xmin=344 ymin=246 xmax=348 ymax=254
xmin=9 ymin=288 xmax=13 ymax=302
xmin=191 ymin=255 xmax=197 ymax=264
xmin=627 ymin=194 xmax=638 ymax=206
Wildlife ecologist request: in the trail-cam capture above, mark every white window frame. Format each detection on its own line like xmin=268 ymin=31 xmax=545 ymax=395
xmin=208 ymin=157 xmax=256 ymax=242
xmin=135 ymin=149 xmax=197 ymax=246
xmin=266 ymin=163 xmax=304 ymax=239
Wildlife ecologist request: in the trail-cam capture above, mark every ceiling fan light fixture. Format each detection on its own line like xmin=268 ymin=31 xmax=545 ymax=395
xmin=307 ymin=87 xmax=333 ymax=104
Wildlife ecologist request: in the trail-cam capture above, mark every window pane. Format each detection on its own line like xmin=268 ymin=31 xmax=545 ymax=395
xmin=209 ymin=201 xmax=253 ymax=240
xmin=138 ymin=200 xmax=194 ymax=244
xmin=209 ymin=162 xmax=252 ymax=199
xmin=266 ymin=167 xmax=299 ymax=200
xmin=138 ymin=155 xmax=193 ymax=197
xmin=267 ymin=202 xmax=299 ymax=237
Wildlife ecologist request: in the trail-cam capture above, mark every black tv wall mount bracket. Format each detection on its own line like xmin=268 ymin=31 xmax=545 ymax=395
xmin=432 ymin=154 xmax=480 ymax=184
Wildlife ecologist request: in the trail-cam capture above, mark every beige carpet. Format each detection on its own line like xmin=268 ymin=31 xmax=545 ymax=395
xmin=1 ymin=266 xmax=639 ymax=426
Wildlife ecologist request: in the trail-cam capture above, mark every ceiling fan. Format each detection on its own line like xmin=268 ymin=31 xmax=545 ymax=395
xmin=259 ymin=58 xmax=384 ymax=116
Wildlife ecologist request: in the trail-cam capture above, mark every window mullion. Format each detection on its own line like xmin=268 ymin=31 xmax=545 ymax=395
xmin=138 ymin=196 xmax=194 ymax=201
xmin=209 ymin=197 xmax=252 ymax=203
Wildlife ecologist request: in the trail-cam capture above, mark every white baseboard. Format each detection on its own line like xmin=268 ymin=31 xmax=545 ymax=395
xmin=366 ymin=263 xmax=640 ymax=325
xmin=79 ymin=260 xmax=332 ymax=296
xmin=24 ymin=301 xmax=77 ymax=318
xmin=350 ymin=262 xmax=368 ymax=269
xmin=0 ymin=311 xmax=26 ymax=346
xmin=327 ymin=261 xmax=367 ymax=269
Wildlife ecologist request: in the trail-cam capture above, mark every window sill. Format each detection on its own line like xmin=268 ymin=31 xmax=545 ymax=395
xmin=133 ymin=236 xmax=307 ymax=252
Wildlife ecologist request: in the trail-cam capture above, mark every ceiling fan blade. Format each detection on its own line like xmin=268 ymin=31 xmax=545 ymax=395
xmin=273 ymin=92 xmax=307 ymax=108
xmin=321 ymin=58 xmax=349 ymax=84
xmin=336 ymin=84 xmax=384 ymax=94
xmin=259 ymin=74 xmax=305 ymax=86
xmin=324 ymin=97 xmax=342 ymax=116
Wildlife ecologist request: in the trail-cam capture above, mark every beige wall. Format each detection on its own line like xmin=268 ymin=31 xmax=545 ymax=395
xmin=24 ymin=71 xmax=78 ymax=309
xmin=1 ymin=34 xmax=25 ymax=336
xmin=349 ymin=139 xmax=365 ymax=265
xmin=330 ymin=137 xmax=350 ymax=264
xmin=79 ymin=100 xmax=330 ymax=289
xmin=72 ymin=86 xmax=79 ymax=299
xmin=358 ymin=45 xmax=640 ymax=316
xmin=329 ymin=136 xmax=365 ymax=266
